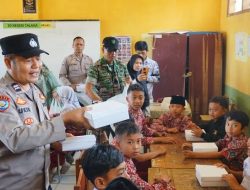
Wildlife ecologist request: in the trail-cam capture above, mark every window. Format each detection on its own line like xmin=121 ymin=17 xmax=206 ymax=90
xmin=228 ymin=0 xmax=250 ymax=15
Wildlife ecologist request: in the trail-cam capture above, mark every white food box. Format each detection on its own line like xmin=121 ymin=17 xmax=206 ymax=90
xmin=84 ymin=100 xmax=129 ymax=129
xmin=62 ymin=135 xmax=96 ymax=151
xmin=185 ymin=130 xmax=205 ymax=142
xmin=192 ymin=142 xmax=218 ymax=152
xmin=196 ymin=164 xmax=228 ymax=187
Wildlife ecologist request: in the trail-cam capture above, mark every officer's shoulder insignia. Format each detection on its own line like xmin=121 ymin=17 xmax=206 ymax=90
xmin=39 ymin=94 xmax=45 ymax=100
xmin=16 ymin=97 xmax=27 ymax=105
xmin=0 ymin=95 xmax=10 ymax=112
xmin=24 ymin=117 xmax=34 ymax=125
xmin=11 ymin=83 xmax=22 ymax=92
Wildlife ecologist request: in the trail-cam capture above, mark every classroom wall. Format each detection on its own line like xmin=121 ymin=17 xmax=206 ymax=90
xmin=220 ymin=1 xmax=250 ymax=133
xmin=0 ymin=0 xmax=221 ymax=47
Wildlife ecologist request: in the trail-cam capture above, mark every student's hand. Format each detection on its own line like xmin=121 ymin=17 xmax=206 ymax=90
xmin=166 ymin=127 xmax=179 ymax=133
xmin=187 ymin=122 xmax=198 ymax=129
xmin=182 ymin=150 xmax=194 ymax=158
xmin=222 ymin=174 xmax=240 ymax=189
xmin=154 ymin=175 xmax=171 ymax=184
xmin=160 ymin=132 xmax=168 ymax=137
xmin=153 ymin=131 xmax=168 ymax=137
xmin=214 ymin=163 xmax=230 ymax=172
xmin=153 ymin=131 xmax=161 ymax=137
xmin=62 ymin=107 xmax=92 ymax=129
xmin=191 ymin=126 xmax=203 ymax=137
xmin=182 ymin=143 xmax=192 ymax=150
xmin=137 ymin=73 xmax=147 ymax=81
xmin=66 ymin=133 xmax=74 ymax=137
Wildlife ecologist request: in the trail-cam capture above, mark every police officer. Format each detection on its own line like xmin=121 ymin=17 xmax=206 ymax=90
xmin=0 ymin=33 xmax=91 ymax=190
xmin=85 ymin=36 xmax=131 ymax=102
xmin=59 ymin=36 xmax=94 ymax=105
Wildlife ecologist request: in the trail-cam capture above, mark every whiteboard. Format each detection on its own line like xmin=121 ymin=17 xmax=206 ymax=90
xmin=0 ymin=20 xmax=100 ymax=81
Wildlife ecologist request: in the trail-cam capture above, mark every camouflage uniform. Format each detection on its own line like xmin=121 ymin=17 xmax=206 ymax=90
xmin=86 ymin=57 xmax=129 ymax=101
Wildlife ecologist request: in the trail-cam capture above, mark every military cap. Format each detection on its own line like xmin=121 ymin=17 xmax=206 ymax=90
xmin=0 ymin=33 xmax=48 ymax=58
xmin=102 ymin=36 xmax=119 ymax=52
xmin=170 ymin=95 xmax=186 ymax=106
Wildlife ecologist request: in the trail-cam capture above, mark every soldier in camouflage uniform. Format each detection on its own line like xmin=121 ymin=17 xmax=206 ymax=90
xmin=85 ymin=37 xmax=131 ymax=102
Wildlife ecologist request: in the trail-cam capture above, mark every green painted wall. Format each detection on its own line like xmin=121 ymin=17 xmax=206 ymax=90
xmin=225 ymin=85 xmax=250 ymax=136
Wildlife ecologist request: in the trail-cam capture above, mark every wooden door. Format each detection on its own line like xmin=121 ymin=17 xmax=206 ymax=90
xmin=188 ymin=33 xmax=223 ymax=121
xmin=152 ymin=33 xmax=187 ymax=101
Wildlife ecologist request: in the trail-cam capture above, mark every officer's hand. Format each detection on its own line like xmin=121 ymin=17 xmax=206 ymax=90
xmin=62 ymin=107 xmax=92 ymax=129
xmin=125 ymin=76 xmax=132 ymax=84
xmin=70 ymin=84 xmax=77 ymax=91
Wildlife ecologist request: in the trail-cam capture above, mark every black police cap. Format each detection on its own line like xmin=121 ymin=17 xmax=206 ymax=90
xmin=102 ymin=37 xmax=119 ymax=52
xmin=0 ymin=33 xmax=49 ymax=58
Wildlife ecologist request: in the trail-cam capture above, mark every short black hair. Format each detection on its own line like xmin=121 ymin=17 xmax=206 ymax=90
xmin=73 ymin=36 xmax=84 ymax=42
xmin=135 ymin=41 xmax=148 ymax=51
xmin=209 ymin=96 xmax=229 ymax=110
xmin=82 ymin=144 xmax=124 ymax=184
xmin=226 ymin=110 xmax=249 ymax=128
xmin=127 ymin=83 xmax=145 ymax=95
xmin=105 ymin=177 xmax=139 ymax=190
xmin=115 ymin=121 xmax=140 ymax=138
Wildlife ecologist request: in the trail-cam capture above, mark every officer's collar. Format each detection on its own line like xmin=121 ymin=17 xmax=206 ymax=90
xmin=4 ymin=72 xmax=33 ymax=94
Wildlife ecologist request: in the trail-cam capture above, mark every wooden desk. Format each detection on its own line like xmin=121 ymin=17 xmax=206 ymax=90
xmin=148 ymin=168 xmax=228 ymax=190
xmin=150 ymin=133 xmax=220 ymax=168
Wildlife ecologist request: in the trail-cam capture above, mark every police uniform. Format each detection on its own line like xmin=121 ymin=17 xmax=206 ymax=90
xmin=59 ymin=51 xmax=93 ymax=105
xmin=59 ymin=53 xmax=93 ymax=86
xmin=0 ymin=33 xmax=66 ymax=190
xmin=86 ymin=37 xmax=130 ymax=101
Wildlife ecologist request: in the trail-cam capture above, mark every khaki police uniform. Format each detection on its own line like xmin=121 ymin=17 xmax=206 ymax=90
xmin=59 ymin=53 xmax=93 ymax=86
xmin=0 ymin=73 xmax=66 ymax=190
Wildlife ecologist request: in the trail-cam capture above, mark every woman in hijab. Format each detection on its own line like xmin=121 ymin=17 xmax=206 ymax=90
xmin=127 ymin=54 xmax=150 ymax=112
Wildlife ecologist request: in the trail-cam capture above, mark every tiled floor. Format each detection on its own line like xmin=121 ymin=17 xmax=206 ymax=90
xmin=51 ymin=152 xmax=81 ymax=190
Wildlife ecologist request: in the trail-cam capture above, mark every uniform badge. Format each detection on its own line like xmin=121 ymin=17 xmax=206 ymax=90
xmin=12 ymin=83 xmax=22 ymax=92
xmin=39 ymin=94 xmax=45 ymax=100
xmin=0 ymin=95 xmax=10 ymax=112
xmin=29 ymin=38 xmax=38 ymax=48
xmin=24 ymin=118 xmax=34 ymax=125
xmin=16 ymin=97 xmax=27 ymax=105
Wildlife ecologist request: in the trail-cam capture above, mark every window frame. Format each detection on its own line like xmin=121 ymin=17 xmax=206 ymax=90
xmin=227 ymin=0 xmax=250 ymax=16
